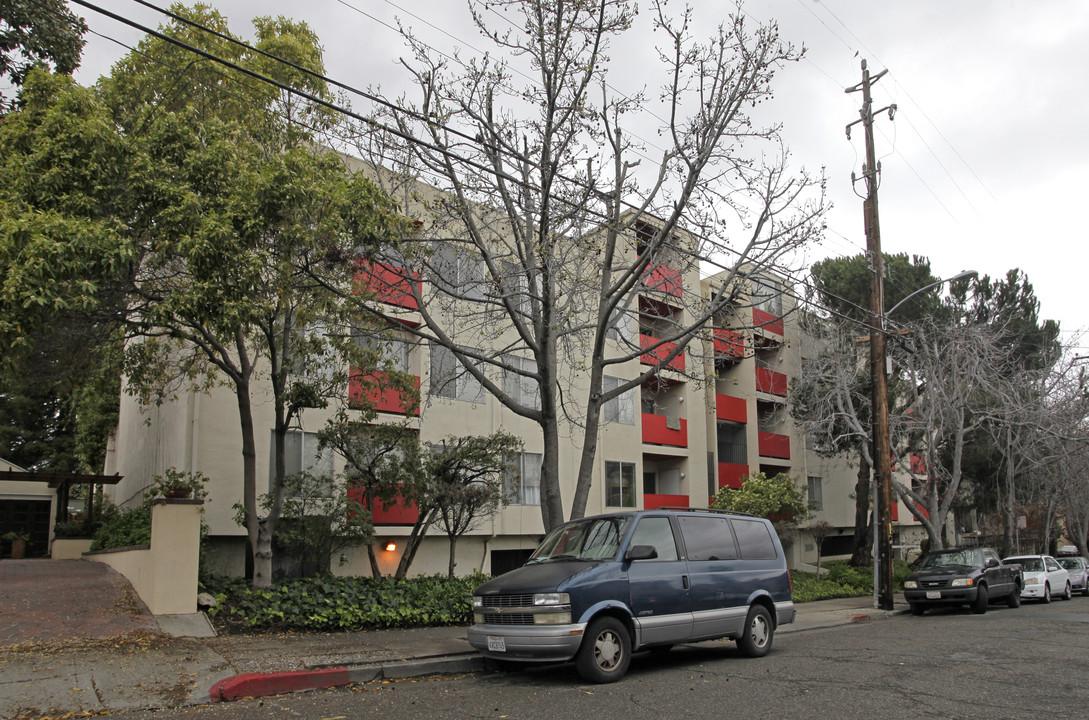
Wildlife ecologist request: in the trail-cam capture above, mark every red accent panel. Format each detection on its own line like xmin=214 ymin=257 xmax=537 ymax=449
xmin=910 ymin=454 xmax=927 ymax=475
xmin=913 ymin=502 xmax=929 ymax=520
xmin=639 ymin=334 xmax=685 ymax=372
xmin=718 ymin=462 xmax=748 ymax=490
xmin=755 ymin=367 xmax=788 ymax=396
xmin=716 ymin=393 xmax=747 ymax=423
xmin=757 ymin=431 xmax=790 ymax=459
xmin=348 ymin=370 xmax=421 ymax=416
xmin=752 ymin=307 xmax=783 ymax=335
xmin=641 ymin=262 xmax=683 ymax=298
xmin=713 ymin=328 xmax=745 ymax=360
xmin=641 ymin=413 xmax=688 ymax=447
xmin=354 ymin=260 xmax=420 ymax=310
xmin=644 ymin=493 xmax=689 ymax=509
xmin=891 ymin=502 xmax=898 ymax=522
xmin=349 ymin=485 xmax=421 ymax=525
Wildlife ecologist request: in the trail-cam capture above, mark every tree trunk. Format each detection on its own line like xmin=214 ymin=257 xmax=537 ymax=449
xmin=448 ymin=534 xmax=458 ymax=578
xmin=849 ymin=453 xmax=873 ymax=566
xmin=368 ymin=543 xmax=382 ymax=578
xmin=254 ymin=519 xmax=274 ymax=589
xmin=395 ymin=508 xmax=436 ymax=580
xmin=539 ymin=420 xmax=564 ymax=532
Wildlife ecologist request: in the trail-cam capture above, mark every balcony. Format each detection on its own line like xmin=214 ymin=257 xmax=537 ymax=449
xmin=717 ymin=462 xmax=749 ymax=490
xmin=641 ymin=262 xmax=683 ymax=298
xmin=348 ymin=370 xmax=421 ymax=416
xmin=757 ymin=431 xmax=790 ymax=460
xmin=713 ymin=328 xmax=744 ymax=362
xmin=639 ymin=334 xmax=685 ymax=372
xmin=716 ymin=393 xmax=746 ymax=424
xmin=354 ymin=260 xmax=420 ymax=310
xmin=641 ymin=413 xmax=688 ymax=448
xmin=644 ymin=493 xmax=689 ymax=510
xmin=755 ymin=366 xmax=788 ymax=397
xmin=349 ymin=485 xmax=420 ymax=525
xmin=752 ymin=307 xmax=783 ymax=335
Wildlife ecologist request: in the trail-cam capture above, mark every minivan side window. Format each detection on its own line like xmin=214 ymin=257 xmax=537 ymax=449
xmin=677 ymin=516 xmax=738 ymax=561
xmin=629 ymin=516 xmax=679 ymax=561
xmin=732 ymin=519 xmax=777 ymax=560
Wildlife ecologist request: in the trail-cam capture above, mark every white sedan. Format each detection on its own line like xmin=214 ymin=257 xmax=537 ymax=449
xmin=1001 ymin=555 xmax=1071 ymax=603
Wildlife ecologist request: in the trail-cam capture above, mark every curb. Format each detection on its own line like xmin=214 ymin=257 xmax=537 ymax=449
xmin=209 ymin=654 xmax=486 ymax=702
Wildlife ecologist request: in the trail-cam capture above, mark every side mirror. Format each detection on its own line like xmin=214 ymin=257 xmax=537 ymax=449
xmin=625 ymin=545 xmax=659 ymax=562
xmin=985 ymin=558 xmax=999 ymax=569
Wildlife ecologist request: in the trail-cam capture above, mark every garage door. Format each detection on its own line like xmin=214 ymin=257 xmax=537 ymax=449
xmin=0 ymin=499 xmax=52 ymax=558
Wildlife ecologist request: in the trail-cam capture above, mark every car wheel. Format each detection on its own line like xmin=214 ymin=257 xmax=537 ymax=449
xmin=737 ymin=605 xmax=774 ymax=658
xmin=1082 ymin=584 xmax=1089 ymax=597
xmin=971 ymin=585 xmax=989 ymax=614
xmin=909 ymin=602 xmax=925 ymax=616
xmin=1007 ymin=588 xmax=1021 ymax=608
xmin=1063 ymin=582 xmax=1072 ymax=601
xmin=576 ymin=616 xmax=631 ymax=684
xmin=1042 ymin=583 xmax=1051 ymax=604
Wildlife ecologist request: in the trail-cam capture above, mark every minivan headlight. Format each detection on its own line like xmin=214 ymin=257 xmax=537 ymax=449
xmin=534 ymin=592 xmax=571 ymax=606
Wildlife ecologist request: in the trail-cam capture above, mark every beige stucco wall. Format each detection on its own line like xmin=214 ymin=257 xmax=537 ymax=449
xmin=89 ymin=500 xmax=202 ymax=615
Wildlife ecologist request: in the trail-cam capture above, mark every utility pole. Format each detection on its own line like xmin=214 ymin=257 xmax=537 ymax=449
xmin=847 ymin=59 xmax=896 ymax=611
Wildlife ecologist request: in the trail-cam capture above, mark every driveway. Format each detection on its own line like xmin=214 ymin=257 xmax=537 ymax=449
xmin=0 ymin=559 xmax=159 ymax=647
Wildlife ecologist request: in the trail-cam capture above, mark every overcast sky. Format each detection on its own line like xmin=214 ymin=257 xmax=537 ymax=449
xmin=69 ymin=0 xmax=1089 ymax=348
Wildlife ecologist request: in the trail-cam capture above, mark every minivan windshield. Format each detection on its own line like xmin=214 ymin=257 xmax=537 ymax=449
xmin=528 ymin=516 xmax=631 ymax=563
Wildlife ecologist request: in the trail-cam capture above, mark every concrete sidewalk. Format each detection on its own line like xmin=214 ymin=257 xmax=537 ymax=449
xmin=0 ymin=585 xmax=904 ymax=719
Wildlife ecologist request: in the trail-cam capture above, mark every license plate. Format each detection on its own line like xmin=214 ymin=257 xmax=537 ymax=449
xmin=926 ymin=591 xmax=941 ymax=599
xmin=487 ymin=635 xmax=506 ymax=652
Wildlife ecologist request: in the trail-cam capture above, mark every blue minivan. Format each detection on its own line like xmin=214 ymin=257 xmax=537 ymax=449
xmin=467 ymin=507 xmax=795 ymax=682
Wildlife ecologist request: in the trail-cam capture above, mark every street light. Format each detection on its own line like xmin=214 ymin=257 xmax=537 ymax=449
xmin=871 ymin=269 xmax=977 ymax=611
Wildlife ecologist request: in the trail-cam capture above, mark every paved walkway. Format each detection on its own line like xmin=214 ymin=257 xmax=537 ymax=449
xmin=0 ymin=559 xmax=905 ymax=718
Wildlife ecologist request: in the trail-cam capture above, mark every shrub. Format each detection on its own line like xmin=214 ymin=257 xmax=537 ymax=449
xmin=201 ymin=572 xmax=487 ymax=632
xmin=90 ymin=503 xmax=151 ymax=550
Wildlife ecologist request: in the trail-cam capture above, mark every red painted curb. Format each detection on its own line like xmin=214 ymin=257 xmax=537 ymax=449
xmin=848 ymin=613 xmax=872 ymax=623
xmin=210 ymin=668 xmax=353 ymax=702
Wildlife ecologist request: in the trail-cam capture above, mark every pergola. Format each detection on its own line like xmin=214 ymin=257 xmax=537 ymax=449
xmin=0 ymin=470 xmax=123 ymax=523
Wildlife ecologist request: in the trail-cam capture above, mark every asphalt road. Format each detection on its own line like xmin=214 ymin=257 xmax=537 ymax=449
xmin=108 ymin=597 xmax=1089 ymax=720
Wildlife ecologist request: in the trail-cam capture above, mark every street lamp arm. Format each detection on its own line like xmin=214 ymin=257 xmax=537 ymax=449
xmin=885 ymin=270 xmax=977 ymax=320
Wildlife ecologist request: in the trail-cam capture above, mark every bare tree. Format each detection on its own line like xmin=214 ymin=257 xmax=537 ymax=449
xmin=339 ymin=0 xmax=825 ymax=531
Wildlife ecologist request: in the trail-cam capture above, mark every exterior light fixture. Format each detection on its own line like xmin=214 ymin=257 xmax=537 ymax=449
xmin=385 ymin=541 xmax=397 ymax=552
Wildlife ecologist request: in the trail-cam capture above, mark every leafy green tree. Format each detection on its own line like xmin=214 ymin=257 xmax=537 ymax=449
xmin=711 ymin=472 xmax=808 ymax=521
xmin=0 ymin=9 xmax=412 ymax=588
xmin=0 ymin=0 xmax=87 ymax=112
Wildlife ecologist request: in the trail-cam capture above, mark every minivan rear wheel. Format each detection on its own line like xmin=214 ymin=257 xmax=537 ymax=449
xmin=737 ymin=605 xmax=774 ymax=658
xmin=576 ymin=617 xmax=631 ymax=683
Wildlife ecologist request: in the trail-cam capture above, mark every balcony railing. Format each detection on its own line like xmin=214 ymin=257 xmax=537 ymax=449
xmin=349 ymin=370 xmax=421 ymax=416
xmin=716 ymin=393 xmax=746 ymax=424
xmin=713 ymin=328 xmax=744 ymax=362
xmin=641 ymin=413 xmax=688 ymax=447
xmin=354 ymin=260 xmax=420 ymax=310
xmin=641 ymin=262 xmax=683 ymax=298
xmin=639 ymin=334 xmax=685 ymax=372
xmin=717 ymin=462 xmax=749 ymax=490
xmin=757 ymin=431 xmax=790 ymax=460
xmin=644 ymin=493 xmax=689 ymax=510
xmin=755 ymin=366 xmax=788 ymax=396
xmin=752 ymin=307 xmax=783 ymax=335
xmin=349 ymin=485 xmax=420 ymax=525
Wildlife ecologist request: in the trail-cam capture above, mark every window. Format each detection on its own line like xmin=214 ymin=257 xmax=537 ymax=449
xmin=505 ymin=453 xmax=542 ymax=506
xmin=808 ymin=476 xmax=823 ymax=511
xmin=431 ymin=240 xmax=484 ymax=300
xmin=291 ymin=323 xmax=336 ymax=383
xmin=429 ymin=344 xmax=485 ymax=403
xmin=355 ymin=332 xmax=410 ymax=373
xmin=629 ymin=516 xmax=679 ymax=562
xmin=677 ymin=516 xmax=738 ymax=561
xmin=752 ymin=275 xmax=783 ymax=317
xmin=602 ymin=376 xmax=635 ymax=425
xmin=499 ymin=260 xmax=530 ymax=316
xmin=717 ymin=422 xmax=747 ymax=464
xmin=733 ymin=518 xmax=777 ymax=560
xmin=270 ymin=430 xmax=333 ymax=496
xmin=606 ymin=304 xmax=636 ymax=343
xmin=503 ymin=355 xmax=541 ymax=410
xmin=605 ymin=460 xmax=636 ymax=508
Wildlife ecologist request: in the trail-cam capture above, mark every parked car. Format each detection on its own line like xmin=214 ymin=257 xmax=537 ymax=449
xmin=1056 ymin=556 xmax=1089 ymax=596
xmin=903 ymin=547 xmax=1022 ymax=615
xmin=1001 ymin=555 xmax=1071 ymax=602
xmin=467 ymin=508 xmax=795 ymax=683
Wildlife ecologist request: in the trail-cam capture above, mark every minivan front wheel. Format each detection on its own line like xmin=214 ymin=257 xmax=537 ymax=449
xmin=737 ymin=605 xmax=774 ymax=658
xmin=576 ymin=617 xmax=631 ymax=683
